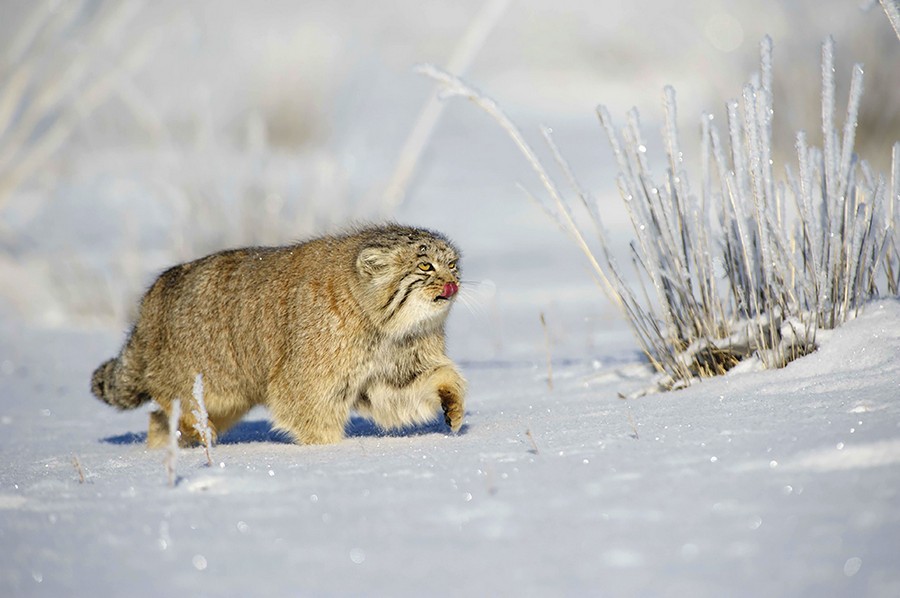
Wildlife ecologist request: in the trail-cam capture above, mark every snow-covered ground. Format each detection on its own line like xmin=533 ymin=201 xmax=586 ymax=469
xmin=3 ymin=296 xmax=899 ymax=596
xmin=1 ymin=1 xmax=899 ymax=596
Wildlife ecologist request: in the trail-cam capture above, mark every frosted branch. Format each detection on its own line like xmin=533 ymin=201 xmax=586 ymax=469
xmin=381 ymin=0 xmax=511 ymax=214
xmin=164 ymin=399 xmax=181 ymax=487
xmin=416 ymin=63 xmax=621 ymax=307
xmin=191 ymin=373 xmax=213 ymax=466
xmin=880 ymin=0 xmax=900 ymax=41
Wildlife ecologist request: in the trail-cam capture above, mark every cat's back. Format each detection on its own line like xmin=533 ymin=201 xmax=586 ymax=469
xmin=142 ymin=235 xmax=356 ymax=311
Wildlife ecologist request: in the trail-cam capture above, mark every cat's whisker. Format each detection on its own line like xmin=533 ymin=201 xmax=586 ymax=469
xmin=456 ymin=279 xmax=496 ymax=317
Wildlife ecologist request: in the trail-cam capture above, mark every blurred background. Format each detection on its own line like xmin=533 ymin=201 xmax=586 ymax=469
xmin=0 ymin=0 xmax=897 ymax=360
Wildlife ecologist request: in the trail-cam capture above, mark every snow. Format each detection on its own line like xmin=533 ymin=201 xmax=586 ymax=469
xmin=2 ymin=1 xmax=899 ymax=596
xmin=3 ymin=297 xmax=900 ymax=596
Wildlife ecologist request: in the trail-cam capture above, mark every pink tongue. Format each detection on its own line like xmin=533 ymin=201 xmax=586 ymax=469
xmin=442 ymin=282 xmax=459 ymax=298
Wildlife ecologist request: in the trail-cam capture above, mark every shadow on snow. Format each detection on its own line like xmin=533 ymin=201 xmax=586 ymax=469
xmin=101 ymin=415 xmax=465 ymax=446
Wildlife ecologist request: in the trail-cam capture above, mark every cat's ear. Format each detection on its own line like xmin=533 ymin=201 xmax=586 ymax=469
xmin=356 ymin=246 xmax=390 ymax=277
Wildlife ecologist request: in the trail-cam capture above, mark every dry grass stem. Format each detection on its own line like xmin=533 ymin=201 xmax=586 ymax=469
xmin=381 ymin=0 xmax=510 ymax=213
xmin=625 ymin=408 xmax=639 ymax=440
xmin=880 ymin=0 xmax=900 ymax=41
xmin=72 ymin=454 xmax=86 ymax=484
xmin=164 ymin=398 xmax=181 ymax=487
xmin=191 ymin=373 xmax=214 ymax=466
xmin=540 ymin=312 xmax=553 ymax=391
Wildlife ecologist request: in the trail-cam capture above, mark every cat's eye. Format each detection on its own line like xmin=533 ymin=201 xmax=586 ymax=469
xmin=448 ymin=261 xmax=457 ymax=270
xmin=418 ymin=262 xmax=434 ymax=272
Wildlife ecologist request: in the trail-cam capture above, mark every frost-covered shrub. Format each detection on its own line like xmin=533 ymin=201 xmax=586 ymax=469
xmin=423 ymin=35 xmax=898 ymax=393
xmin=0 ymin=1 xmax=154 ymax=208
xmin=0 ymin=3 xmax=352 ymax=328
xmin=593 ymin=36 xmax=898 ymax=390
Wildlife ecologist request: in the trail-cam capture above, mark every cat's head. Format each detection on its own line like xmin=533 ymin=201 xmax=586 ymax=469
xmin=355 ymin=226 xmax=461 ymax=336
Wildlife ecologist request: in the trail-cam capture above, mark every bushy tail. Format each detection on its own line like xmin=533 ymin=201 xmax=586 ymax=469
xmin=90 ymin=357 xmax=149 ymax=410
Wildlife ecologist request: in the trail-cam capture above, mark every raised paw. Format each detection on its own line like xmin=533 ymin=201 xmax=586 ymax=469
xmin=438 ymin=387 xmax=464 ymax=433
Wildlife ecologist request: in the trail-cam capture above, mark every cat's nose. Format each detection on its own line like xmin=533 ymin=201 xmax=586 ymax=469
xmin=442 ymin=282 xmax=459 ymax=298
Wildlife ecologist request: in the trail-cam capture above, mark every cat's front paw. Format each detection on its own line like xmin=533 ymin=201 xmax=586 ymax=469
xmin=438 ymin=387 xmax=464 ymax=433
